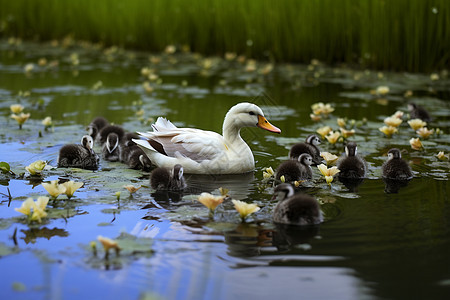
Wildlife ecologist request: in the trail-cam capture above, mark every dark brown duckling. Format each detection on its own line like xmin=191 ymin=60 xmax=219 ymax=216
xmin=58 ymin=135 xmax=99 ymax=170
xmin=98 ymin=125 xmax=125 ymax=145
xmin=276 ymin=153 xmax=313 ymax=182
xmin=337 ymin=142 xmax=367 ymax=179
xmin=289 ymin=134 xmax=322 ymax=165
xmin=382 ymin=148 xmax=413 ymax=180
xmin=102 ymin=132 xmax=120 ymax=162
xmin=408 ymin=102 xmax=432 ymax=122
xmin=272 ymin=183 xmax=323 ymax=226
xmin=127 ymin=146 xmax=153 ymax=171
xmin=150 ymin=164 xmax=186 ymax=190
xmin=87 ymin=117 xmax=109 ymax=140
xmin=119 ymin=132 xmax=140 ymax=163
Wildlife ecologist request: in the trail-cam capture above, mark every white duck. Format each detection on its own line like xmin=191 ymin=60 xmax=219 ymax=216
xmin=133 ymin=102 xmax=281 ymax=174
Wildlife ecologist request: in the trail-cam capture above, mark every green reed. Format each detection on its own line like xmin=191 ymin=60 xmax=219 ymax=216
xmin=0 ymin=0 xmax=448 ymax=72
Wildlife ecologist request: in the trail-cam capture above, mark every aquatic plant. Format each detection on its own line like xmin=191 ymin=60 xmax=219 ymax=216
xmin=384 ymin=116 xmax=402 ymax=127
xmin=409 ymin=137 xmax=424 ymax=151
xmin=232 ymin=200 xmax=260 ymax=222
xmin=416 ymin=127 xmax=434 ymax=139
xmin=25 ymin=160 xmax=47 ymax=176
xmin=41 ymin=180 xmax=66 ymax=199
xmin=325 ymin=131 xmax=341 ymax=145
xmin=262 ymin=167 xmax=274 ymax=179
xmin=317 ymin=164 xmax=340 ymax=185
xmin=379 ymin=126 xmax=398 ymax=138
xmin=97 ymin=235 xmax=121 ymax=258
xmin=408 ymin=119 xmax=427 ymax=130
xmin=123 ymin=185 xmax=141 ymax=194
xmin=436 ymin=151 xmax=449 ymax=161
xmin=316 ymin=126 xmax=333 ymax=138
xmin=10 ymin=113 xmax=30 ymax=129
xmin=62 ymin=181 xmax=84 ymax=199
xmin=320 ymin=152 xmax=339 ymax=166
xmin=15 ymin=196 xmax=49 ymax=223
xmin=41 ymin=116 xmax=53 ymax=131
xmin=197 ymin=192 xmax=225 ymax=216
xmin=10 ymin=104 xmax=24 ymax=114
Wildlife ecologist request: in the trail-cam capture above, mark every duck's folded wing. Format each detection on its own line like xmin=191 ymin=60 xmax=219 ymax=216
xmin=138 ymin=129 xmax=226 ymax=163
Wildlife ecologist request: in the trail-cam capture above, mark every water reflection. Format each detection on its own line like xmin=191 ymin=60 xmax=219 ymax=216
xmin=383 ymin=178 xmax=411 ymax=194
xmin=20 ymin=227 xmax=69 ymax=244
xmin=338 ymin=176 xmax=365 ymax=192
xmin=272 ymin=223 xmax=320 ymax=252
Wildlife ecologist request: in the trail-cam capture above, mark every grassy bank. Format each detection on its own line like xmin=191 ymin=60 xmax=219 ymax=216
xmin=0 ymin=0 xmax=448 ymax=72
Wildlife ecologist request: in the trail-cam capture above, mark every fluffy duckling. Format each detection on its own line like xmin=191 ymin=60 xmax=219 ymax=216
xmin=276 ymin=153 xmax=313 ymax=182
xmin=119 ymin=132 xmax=140 ymax=163
xmin=58 ymin=135 xmax=99 ymax=170
xmin=337 ymin=142 xmax=367 ymax=179
xmin=150 ymin=164 xmax=186 ymax=190
xmin=408 ymin=102 xmax=431 ymax=122
xmin=98 ymin=125 xmax=125 ymax=145
xmin=289 ymin=134 xmax=322 ymax=165
xmin=382 ymin=148 xmax=413 ymax=180
xmin=127 ymin=146 xmax=153 ymax=171
xmin=272 ymin=183 xmax=323 ymax=226
xmin=87 ymin=116 xmax=109 ymax=140
xmin=102 ymin=132 xmax=120 ymax=162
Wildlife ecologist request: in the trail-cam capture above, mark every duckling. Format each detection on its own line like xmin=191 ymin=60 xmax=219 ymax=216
xmin=58 ymin=135 xmax=99 ymax=170
xmin=272 ymin=183 xmax=323 ymax=226
xmin=337 ymin=142 xmax=367 ymax=179
xmin=150 ymin=164 xmax=186 ymax=190
xmin=289 ymin=134 xmax=322 ymax=165
xmin=127 ymin=146 xmax=153 ymax=171
xmin=119 ymin=132 xmax=140 ymax=163
xmin=276 ymin=153 xmax=313 ymax=182
xmin=408 ymin=102 xmax=431 ymax=122
xmin=102 ymin=132 xmax=120 ymax=162
xmin=87 ymin=117 xmax=109 ymax=140
xmin=98 ymin=125 xmax=125 ymax=145
xmin=382 ymin=148 xmax=413 ymax=180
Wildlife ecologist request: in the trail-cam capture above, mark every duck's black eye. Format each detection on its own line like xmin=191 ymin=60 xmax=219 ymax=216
xmin=249 ymin=111 xmax=255 ymax=116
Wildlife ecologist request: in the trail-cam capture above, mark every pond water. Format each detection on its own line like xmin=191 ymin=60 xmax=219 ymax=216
xmin=0 ymin=40 xmax=449 ymax=300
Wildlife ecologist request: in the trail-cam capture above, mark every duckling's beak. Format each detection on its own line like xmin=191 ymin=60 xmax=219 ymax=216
xmin=257 ymin=115 xmax=281 ymax=133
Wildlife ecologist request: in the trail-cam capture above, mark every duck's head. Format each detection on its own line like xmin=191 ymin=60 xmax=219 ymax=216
xmin=81 ymin=135 xmax=94 ymax=151
xmin=171 ymin=164 xmax=184 ymax=181
xmin=87 ymin=124 xmax=98 ymax=139
xmin=272 ymin=183 xmax=295 ymax=201
xmin=387 ymin=148 xmax=402 ymax=160
xmin=345 ymin=141 xmax=358 ymax=157
xmin=407 ymin=102 xmax=417 ymax=112
xmin=225 ymin=102 xmax=281 ymax=133
xmin=298 ymin=153 xmax=313 ymax=166
xmin=106 ymin=133 xmax=120 ymax=153
xmin=306 ymin=134 xmax=321 ymax=146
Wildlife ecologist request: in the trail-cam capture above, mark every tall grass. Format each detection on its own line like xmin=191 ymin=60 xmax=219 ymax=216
xmin=0 ymin=0 xmax=448 ymax=72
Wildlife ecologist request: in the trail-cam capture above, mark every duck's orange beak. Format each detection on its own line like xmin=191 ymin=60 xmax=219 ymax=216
xmin=257 ymin=115 xmax=281 ymax=133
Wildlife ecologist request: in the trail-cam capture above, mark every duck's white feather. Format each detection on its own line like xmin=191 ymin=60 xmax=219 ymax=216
xmin=133 ymin=102 xmax=280 ymax=174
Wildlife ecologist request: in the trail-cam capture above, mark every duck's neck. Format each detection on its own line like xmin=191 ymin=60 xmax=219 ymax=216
xmin=223 ymin=117 xmax=245 ymax=147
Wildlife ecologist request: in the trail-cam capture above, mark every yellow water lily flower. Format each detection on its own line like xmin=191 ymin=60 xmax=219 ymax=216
xmin=165 ymin=45 xmax=176 ymax=54
xmin=409 ymin=138 xmax=423 ymax=151
xmin=310 ymin=113 xmax=321 ymax=121
xmin=62 ymin=181 xmax=84 ymax=199
xmin=408 ymin=119 xmax=427 ymax=130
xmin=280 ymin=175 xmax=286 ymax=183
xmin=317 ymin=164 xmax=340 ymax=185
xmin=416 ymin=127 xmax=434 ymax=139
xmin=379 ymin=125 xmax=398 ymax=138
xmin=320 ymin=152 xmax=339 ymax=165
xmin=232 ymin=199 xmax=260 ymax=221
xmin=311 ymin=102 xmax=334 ymax=115
xmin=436 ymin=151 xmax=449 ymax=161
xmin=340 ymin=128 xmax=355 ymax=138
xmin=10 ymin=104 xmax=24 ymax=114
xmin=430 ymin=73 xmax=439 ymax=81
xmin=97 ymin=235 xmax=121 ymax=257
xmin=198 ymin=192 xmax=225 ymax=213
xmin=325 ymin=131 xmax=341 ymax=144
xmin=392 ymin=111 xmax=404 ymax=119
xmin=25 ymin=160 xmax=47 ymax=176
xmin=316 ymin=126 xmax=332 ymax=138
xmin=225 ymin=52 xmax=237 ymax=61
xmin=123 ymin=185 xmax=141 ymax=194
xmin=337 ymin=118 xmax=346 ymax=128
xmin=41 ymin=180 xmax=66 ymax=198
xmin=15 ymin=196 xmax=49 ymax=223
xmin=375 ymin=85 xmax=390 ymax=96
xmin=42 ymin=116 xmax=53 ymax=128
xmin=263 ymin=167 xmax=274 ymax=179
xmin=384 ymin=116 xmax=402 ymax=127
xmin=24 ymin=63 xmax=34 ymax=73
xmin=15 ymin=198 xmax=35 ymax=216
xmin=11 ymin=113 xmax=31 ymax=129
